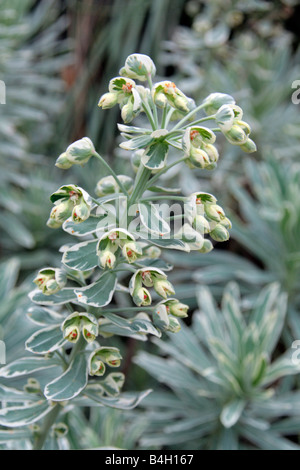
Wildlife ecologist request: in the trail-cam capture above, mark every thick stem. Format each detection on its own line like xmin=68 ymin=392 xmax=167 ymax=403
xmin=33 ymin=405 xmax=61 ymax=450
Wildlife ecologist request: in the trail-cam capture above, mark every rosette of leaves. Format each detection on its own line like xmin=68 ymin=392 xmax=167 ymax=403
xmin=135 ymin=283 xmax=300 ymax=450
xmin=0 ymin=53 xmax=255 ymax=449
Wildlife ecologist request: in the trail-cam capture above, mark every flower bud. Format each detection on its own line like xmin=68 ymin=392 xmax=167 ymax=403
xmin=90 ymin=347 xmax=122 ymax=369
xmin=193 ymin=215 xmax=211 ymax=235
xmin=153 ymin=279 xmax=175 ymax=299
xmin=224 ymin=124 xmax=249 ymax=145
xmin=199 ymin=239 xmax=214 ymax=253
xmin=98 ymin=92 xmax=119 ymax=109
xmin=88 ymin=353 xmax=106 ymax=377
xmin=203 ymin=93 xmax=235 ymax=115
xmin=62 ymin=312 xmax=81 ymax=343
xmin=122 ymin=242 xmax=142 ymax=263
xmin=66 ymin=137 xmax=95 ymax=165
xmin=220 ymin=217 xmax=232 ymax=229
xmin=120 ymin=54 xmax=156 ymax=81
xmin=210 ymin=223 xmax=230 ymax=242
xmin=52 ymin=423 xmax=69 ymax=438
xmin=55 ymin=152 xmax=73 ymax=170
xmin=204 ymin=204 xmax=225 ymax=222
xmin=133 ymin=286 xmax=152 ymax=307
xmin=167 ymin=316 xmax=181 ymax=333
xmin=64 ymin=324 xmax=80 ymax=343
xmin=81 ymin=317 xmax=98 ymax=343
xmin=152 ymin=81 xmax=193 ymax=113
xmin=33 ymin=268 xmax=66 ymax=296
xmin=190 ymin=147 xmax=210 ymax=169
xmin=99 ymin=250 xmax=117 ymax=270
xmin=72 ymin=201 xmax=91 ymax=223
xmin=47 ymin=199 xmax=74 ymax=228
xmin=239 ymin=138 xmax=257 ymax=153
xmin=163 ymin=299 xmax=189 ymax=318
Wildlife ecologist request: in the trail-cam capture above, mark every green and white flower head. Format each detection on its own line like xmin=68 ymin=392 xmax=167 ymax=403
xmin=152 ymin=81 xmax=195 ymax=114
xmin=202 ymin=92 xmax=235 ymax=115
xmin=33 ymin=268 xmax=67 ymax=296
xmin=98 ymin=77 xmax=142 ymax=123
xmin=62 ymin=312 xmax=98 ymax=344
xmin=90 ymin=347 xmax=122 ymax=369
xmin=216 ymin=104 xmax=255 ymax=150
xmin=47 ymin=184 xmax=92 ymax=228
xmin=183 ymin=126 xmax=219 ymax=170
xmin=120 ymin=53 xmax=156 ymax=81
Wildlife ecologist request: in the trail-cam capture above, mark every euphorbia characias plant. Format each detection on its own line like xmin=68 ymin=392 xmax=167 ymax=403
xmin=0 ymin=53 xmax=256 ymax=450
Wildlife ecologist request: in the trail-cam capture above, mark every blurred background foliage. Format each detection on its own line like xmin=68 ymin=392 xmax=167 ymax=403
xmin=1 ymin=0 xmax=300 ymax=450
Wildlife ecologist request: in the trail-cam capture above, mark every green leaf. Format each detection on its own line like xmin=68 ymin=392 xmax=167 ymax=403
xmin=44 ymin=353 xmax=88 ymax=401
xmin=141 ymin=140 xmax=169 ymax=170
xmin=0 ymin=401 xmax=52 ymax=428
xmin=138 ymin=201 xmax=170 ymax=237
xmin=29 ymin=288 xmax=77 ymax=306
xmin=25 ymin=325 xmax=66 ymax=354
xmin=85 ymin=389 xmax=152 ymax=410
xmin=62 ymin=239 xmax=98 ymax=271
xmin=0 ymin=258 xmax=20 ymax=300
xmin=220 ymin=399 xmax=246 ymax=428
xmin=139 ymin=235 xmax=190 ymax=252
xmin=0 ymin=356 xmax=61 ymax=378
xmin=63 ymin=215 xmax=108 ymax=237
xmin=102 ymin=312 xmax=162 ymax=338
xmin=27 ymin=305 xmax=64 ymax=326
xmin=75 ymin=271 xmax=117 ymax=308
xmin=0 ymin=384 xmax=39 ymax=403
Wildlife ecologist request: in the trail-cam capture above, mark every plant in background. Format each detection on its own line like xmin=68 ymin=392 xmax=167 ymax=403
xmin=0 ymin=0 xmax=72 ymax=265
xmin=135 ymin=283 xmax=300 ymax=450
xmin=0 ymin=53 xmax=255 ymax=450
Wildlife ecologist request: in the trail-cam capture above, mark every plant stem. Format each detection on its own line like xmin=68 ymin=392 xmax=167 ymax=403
xmin=93 ymin=152 xmax=129 ymax=196
xmin=130 ymin=165 xmax=152 ymax=205
xmin=147 ymin=74 xmax=159 ymax=128
xmin=145 ymin=156 xmax=188 ymax=189
xmin=33 ymin=404 xmax=61 ymax=450
xmin=170 ymin=102 xmax=207 ymax=132
xmin=142 ymin=103 xmax=156 ymax=130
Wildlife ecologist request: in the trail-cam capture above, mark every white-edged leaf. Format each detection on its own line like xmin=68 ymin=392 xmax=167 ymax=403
xmin=25 ymin=325 xmax=66 ymax=354
xmin=75 ymin=271 xmax=117 ymax=308
xmin=0 ymin=384 xmax=39 ymax=403
xmin=29 ymin=288 xmax=77 ymax=306
xmin=0 ymin=401 xmax=52 ymax=428
xmin=0 ymin=429 xmax=32 ymax=443
xmin=62 ymin=239 xmax=98 ymax=271
xmin=27 ymin=305 xmax=64 ymax=326
xmin=0 ymin=356 xmax=61 ymax=378
xmin=85 ymin=389 xmax=152 ymax=410
xmin=103 ymin=312 xmax=162 ymax=338
xmin=63 ymin=215 xmax=106 ymax=237
xmin=44 ymin=353 xmax=88 ymax=401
